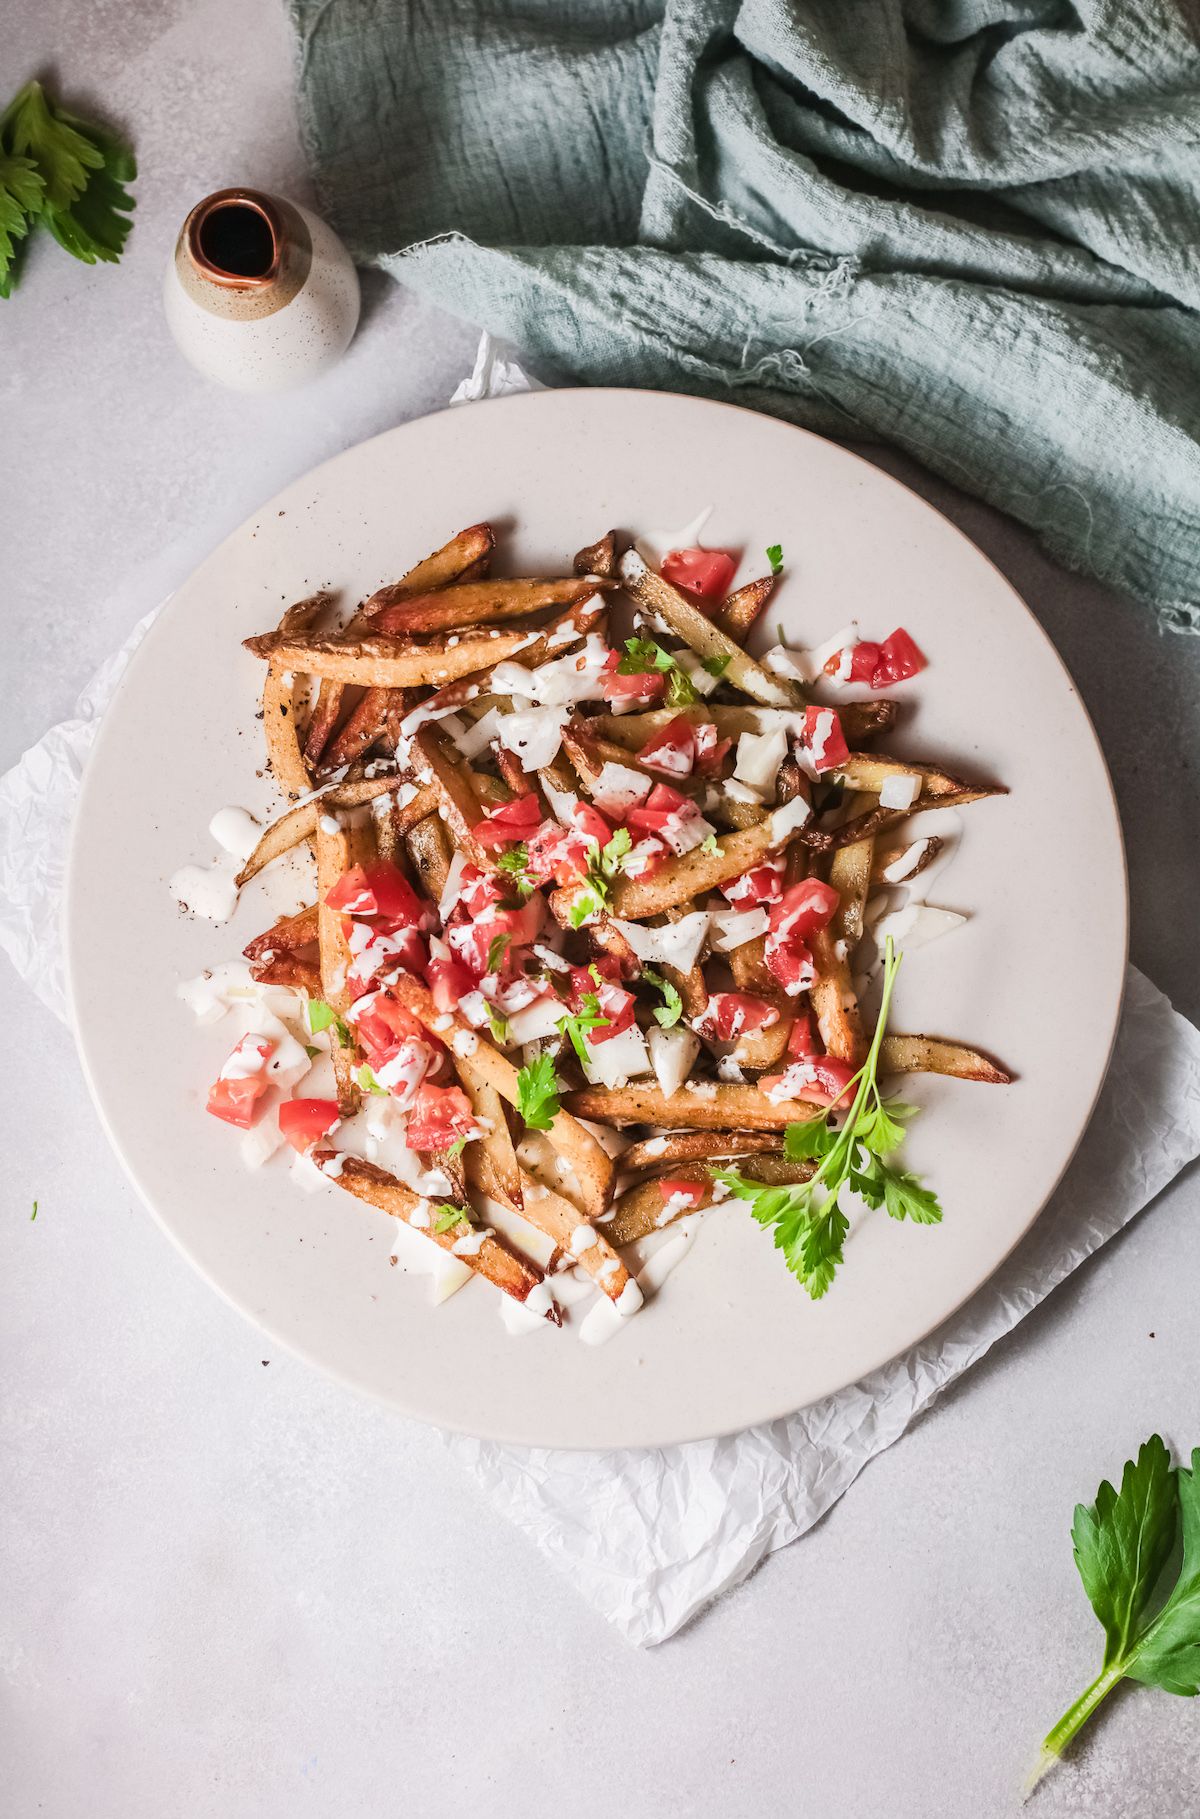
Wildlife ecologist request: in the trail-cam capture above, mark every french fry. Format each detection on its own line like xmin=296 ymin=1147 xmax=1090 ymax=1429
xmin=870 ymin=834 xmax=944 ymax=886
xmin=363 ymin=575 xmax=612 ymax=637
xmin=458 ymin=1057 xmax=523 ymax=1212
xmin=315 ymin=812 xmax=372 ymax=1116
xmin=731 ymin=1007 xmax=791 ymax=1072
xmin=420 ymin=593 xmax=609 ymax=712
xmin=248 ymin=955 xmax=322 ymax=994
xmin=388 ymin=975 xmax=615 ymax=1219
xmin=304 ymin=523 xmax=495 ymax=764
xmin=809 ymin=798 xmax=873 ymax=1067
xmin=243 ymin=905 xmax=318 ymax=959
xmin=619 ymin=549 xmax=805 ymax=709
xmin=606 ymin=818 xmax=803 ymax=921
xmin=515 ymin=1171 xmax=636 ymax=1304
xmin=573 ymin=531 xmax=617 ymax=578
xmin=717 ymin=573 xmax=776 ymax=641
xmin=314 ymin=1150 xmax=562 ymax=1324
xmin=619 ymin=1131 xmax=787 ymax=1175
xmin=235 ymin=776 xmax=426 ymax=887
xmin=259 ymin=593 xmax=331 ymax=801
xmin=413 ymin=728 xmax=491 ymax=862
xmin=320 ymin=687 xmax=396 ymax=772
xmin=880 ymin=1034 xmax=1012 ymax=1083
xmin=564 ymin=1080 xmax=825 ymax=1130
xmin=605 ymin=1156 xmax=815 ymax=1246
xmin=244 ymin=624 xmax=551 ymax=690
xmin=405 ymin=812 xmax=453 ymax=901
xmin=839 ymin=751 xmax=1005 ymax=806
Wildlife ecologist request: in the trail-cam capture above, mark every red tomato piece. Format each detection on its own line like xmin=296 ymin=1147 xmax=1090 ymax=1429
xmin=765 ymin=938 xmax=815 ymax=997
xmin=590 ymin=980 xmax=637 ymax=1043
xmin=206 ymin=1035 xmax=277 ymax=1128
xmin=696 ymin=992 xmax=781 ymax=1042
xmin=572 ymin=802 xmax=614 ymax=849
xmin=405 ymin=1082 xmax=480 ymax=1152
xmin=637 ymin=715 xmax=696 ymax=779
xmin=425 ymin=955 xmax=477 ymax=1015
xmin=722 ymin=856 xmax=786 ymax=905
xmin=278 ymin=1098 xmax=340 ymax=1152
xmin=693 ymin=722 xmax=732 ymax=777
xmin=458 ymin=866 xmax=507 ymax=919
xmin=351 ymin=992 xmax=435 ymax=1063
xmin=601 ymin=648 xmax=665 ymax=709
xmin=326 ymin=861 xmax=429 ymax=927
xmin=657 ymin=1179 xmax=707 ymax=1209
xmin=823 ymin=641 xmax=880 ymax=683
xmin=623 ymin=836 xmax=669 ymax=880
xmin=761 ymin=1056 xmax=857 ymax=1107
xmin=626 ymin=780 xmax=696 ymax=835
xmin=802 ymin=706 xmax=850 ymax=774
xmin=661 ymin=546 xmax=737 ymax=600
xmin=474 ymin=794 xmax=544 ymax=852
xmin=786 ymin=1011 xmax=819 ymax=1060
xmin=769 ymin=879 xmax=840 ymax=944
xmin=871 ymin=627 xmax=926 ymax=689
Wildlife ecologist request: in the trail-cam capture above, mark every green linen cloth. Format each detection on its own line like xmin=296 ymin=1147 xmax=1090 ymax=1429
xmin=287 ymin=0 xmax=1200 ymax=627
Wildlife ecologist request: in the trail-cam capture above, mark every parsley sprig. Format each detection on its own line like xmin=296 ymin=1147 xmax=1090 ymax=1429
xmin=515 ymin=1051 xmax=561 ymax=1131
xmin=568 ymin=827 xmax=632 ymax=928
xmin=307 ymin=999 xmax=353 ymax=1047
xmin=641 ymin=966 xmax=683 ymax=1029
xmin=558 ymin=993 xmax=611 ymax=1067
xmin=486 ymin=933 xmax=511 ymax=974
xmin=766 ymin=542 xmax=784 ymax=576
xmin=495 ymin=843 xmax=536 ymax=899
xmin=716 ymin=939 xmax=940 ymax=1297
xmin=1030 ymin=1435 xmax=1200 ymax=1792
xmin=0 ymin=81 xmax=136 ymax=297
xmin=618 ymin=636 xmax=698 ymax=710
xmin=433 ymin=1203 xmax=471 ymax=1234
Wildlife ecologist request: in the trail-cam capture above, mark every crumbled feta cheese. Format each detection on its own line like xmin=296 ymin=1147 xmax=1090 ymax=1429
xmin=610 ymin=911 xmax=710 ymax=973
xmin=768 ymin=797 xmax=813 ymax=844
xmin=647 ymin=1025 xmax=700 ymax=1097
xmin=733 ymin=726 xmax=788 ymax=796
xmin=879 ymin=772 xmax=921 ymax=810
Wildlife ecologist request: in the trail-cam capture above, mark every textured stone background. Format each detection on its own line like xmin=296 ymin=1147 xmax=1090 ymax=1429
xmin=4 ymin=4 xmax=1199 ymax=1814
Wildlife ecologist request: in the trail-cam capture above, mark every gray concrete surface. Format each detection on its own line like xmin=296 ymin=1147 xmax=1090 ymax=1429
xmin=4 ymin=3 xmax=1200 ymax=1815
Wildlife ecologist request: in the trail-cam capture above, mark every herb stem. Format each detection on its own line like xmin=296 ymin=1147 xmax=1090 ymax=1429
xmin=1028 ymin=1664 xmax=1124 ymax=1795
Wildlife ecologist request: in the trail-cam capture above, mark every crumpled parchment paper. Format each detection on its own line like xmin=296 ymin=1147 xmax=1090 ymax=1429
xmin=5 ymin=336 xmax=1199 ymax=1647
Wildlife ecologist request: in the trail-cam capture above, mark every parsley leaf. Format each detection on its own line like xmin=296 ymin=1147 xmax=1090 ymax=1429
xmin=354 ymin=1064 xmax=388 ymax=1096
xmin=766 ymin=543 xmax=784 ymax=575
xmin=641 ymin=965 xmax=683 ymax=1029
xmin=1031 ymin=1437 xmax=1200 ymax=1792
xmin=664 ymin=666 xmax=699 ymax=709
xmin=558 ymin=994 xmax=611 ymax=1068
xmin=434 ymin=1204 xmax=471 ymax=1234
xmin=0 ymin=83 xmax=136 ymax=296
xmin=702 ymin=654 xmax=731 ymax=679
xmin=485 ymin=1007 xmax=511 ymax=1044
xmin=568 ymin=827 xmax=632 ymax=928
xmin=716 ymin=938 xmax=941 ymax=1298
xmin=445 ymin=1134 xmax=469 ymax=1160
xmin=0 ymin=153 xmax=42 ymax=296
xmin=30 ymin=1199 xmax=38 ymax=1221
xmin=487 ymin=933 xmax=511 ymax=974
xmin=516 ymin=1052 xmax=561 ymax=1131
xmin=700 ymin=833 xmax=720 ymax=856
xmin=618 ymin=636 xmax=675 ymax=676
xmin=495 ymin=843 xmax=535 ymax=898
xmin=307 ymin=999 xmax=352 ymax=1047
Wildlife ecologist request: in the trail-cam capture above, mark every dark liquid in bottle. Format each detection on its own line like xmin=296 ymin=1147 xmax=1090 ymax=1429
xmin=198 ymin=203 xmax=276 ymax=279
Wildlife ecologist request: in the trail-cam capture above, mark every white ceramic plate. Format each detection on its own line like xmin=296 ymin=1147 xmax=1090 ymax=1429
xmin=67 ymin=390 xmax=1126 ymax=1450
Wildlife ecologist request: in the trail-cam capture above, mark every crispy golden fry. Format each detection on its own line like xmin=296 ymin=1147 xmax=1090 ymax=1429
xmin=364 ymin=575 xmax=611 ymax=637
xmin=245 ymin=624 xmax=550 ymax=690
xmin=459 ymin=1057 xmax=523 ymax=1212
xmin=315 ymin=813 xmax=372 ymax=1116
xmin=717 ymin=573 xmax=776 ymax=641
xmin=320 ymin=687 xmax=396 ymax=771
xmin=260 ymin=592 xmax=331 ymax=800
xmin=564 ymin=1080 xmax=825 ymax=1130
xmin=389 ymin=975 xmax=615 ymax=1220
xmin=600 ymin=701 xmax=896 ymax=750
xmin=243 ymin=905 xmax=318 ymax=959
xmin=809 ymin=799 xmax=873 ymax=1068
xmin=421 ymin=594 xmax=609 ymax=711
xmin=405 ymin=812 xmax=453 ymax=901
xmin=660 ymin=905 xmax=710 ymax=1020
xmin=573 ymin=531 xmax=617 ymax=578
xmin=619 ymin=549 xmax=805 ymax=709
xmin=605 ymin=1156 xmax=815 ymax=1245
xmin=619 ymin=1131 xmax=787 ymax=1175
xmin=235 ymin=776 xmax=425 ymax=887
xmin=515 ymin=1171 xmax=635 ymax=1304
xmin=606 ymin=819 xmax=801 ymax=922
xmin=413 ymin=728 xmax=490 ymax=862
xmin=839 ymin=751 xmax=1005 ymax=806
xmin=249 ymin=955 xmax=322 ymax=994
xmin=314 ymin=1150 xmax=562 ymax=1323
xmin=880 ymin=1034 xmax=1012 ymax=1083
xmin=870 ymin=834 xmax=944 ymax=886
xmin=731 ymin=1008 xmax=791 ymax=1071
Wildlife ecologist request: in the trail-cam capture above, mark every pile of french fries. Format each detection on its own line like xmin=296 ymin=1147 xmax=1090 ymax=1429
xmin=224 ymin=521 xmax=1009 ymax=1332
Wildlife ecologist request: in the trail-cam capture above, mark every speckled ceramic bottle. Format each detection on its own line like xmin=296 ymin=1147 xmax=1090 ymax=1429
xmin=163 ymin=187 xmax=360 ymax=393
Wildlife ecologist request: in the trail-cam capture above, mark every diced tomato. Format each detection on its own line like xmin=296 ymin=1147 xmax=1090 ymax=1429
xmin=661 ymin=546 xmax=737 ymax=600
xmin=570 ymin=957 xmax=623 ymax=998
xmin=696 ymin=993 xmax=780 ymax=1042
xmin=206 ymin=1035 xmax=277 ymax=1128
xmin=721 ymin=856 xmax=786 ymax=905
xmin=601 ymin=648 xmax=665 ymax=709
xmin=765 ymin=938 xmax=815 ymax=997
xmin=448 ymin=891 xmax=546 ymax=977
xmin=637 ymin=715 xmax=696 ymax=779
xmin=351 ymin=992 xmax=436 ymax=1064
xmin=872 ymin=627 xmax=926 ymax=689
xmin=278 ymin=1098 xmax=340 ymax=1152
xmin=823 ymin=640 xmax=880 ymax=683
xmin=590 ymin=980 xmax=637 ymax=1043
xmin=425 ymin=954 xmax=477 ymax=1015
xmin=786 ymin=1012 xmax=819 ymax=1061
xmin=374 ymin=1037 xmax=437 ymax=1108
xmin=761 ymin=1056 xmax=857 ymax=1108
xmin=626 ymin=781 xmax=696 ymax=835
xmin=326 ymin=861 xmax=430 ymax=928
xmin=405 ymin=1082 xmax=480 ymax=1152
xmin=347 ymin=921 xmax=426 ymax=995
xmin=526 ymin=819 xmax=580 ymax=887
xmin=801 ymin=706 xmax=849 ymax=774
xmin=657 ymin=1179 xmax=707 ymax=1209
xmin=693 ymin=722 xmax=732 ymax=777
xmin=572 ymin=802 xmax=614 ymax=848
xmin=623 ymin=836 xmax=668 ymax=880
xmin=769 ymin=879 xmax=840 ymax=944
xmin=474 ymin=794 xmax=544 ymax=851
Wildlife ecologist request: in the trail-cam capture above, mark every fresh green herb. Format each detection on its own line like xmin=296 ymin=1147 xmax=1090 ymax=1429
xmin=766 ymin=543 xmax=784 ymax=576
xmin=434 ymin=1204 xmax=471 ymax=1234
xmin=495 ymin=843 xmax=536 ymax=899
xmin=618 ymin=636 xmax=676 ymax=676
xmin=1029 ymin=1435 xmax=1200 ymax=1793
xmin=716 ymin=939 xmax=939 ymax=1297
xmin=445 ymin=1134 xmax=469 ymax=1160
xmin=776 ymin=622 xmax=787 ymax=646
xmin=304 ymin=1044 xmax=321 ymax=1060
xmin=485 ymin=1007 xmax=511 ymax=1045
xmin=700 ymin=833 xmax=720 ymax=856
xmin=568 ymin=827 xmax=633 ymax=928
xmin=664 ymin=666 xmax=699 ymax=710
xmin=515 ymin=1051 xmax=561 ymax=1131
xmin=641 ymin=966 xmax=684 ymax=1029
xmin=487 ymin=933 xmax=511 ymax=974
xmin=30 ymin=1199 xmax=38 ymax=1221
xmin=557 ymin=994 xmax=612 ymax=1068
xmin=702 ymin=653 xmax=731 ymax=679
xmin=0 ymin=81 xmax=136 ymax=298
xmin=307 ymin=999 xmax=352 ymax=1047
xmin=354 ymin=1064 xmax=388 ymax=1096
